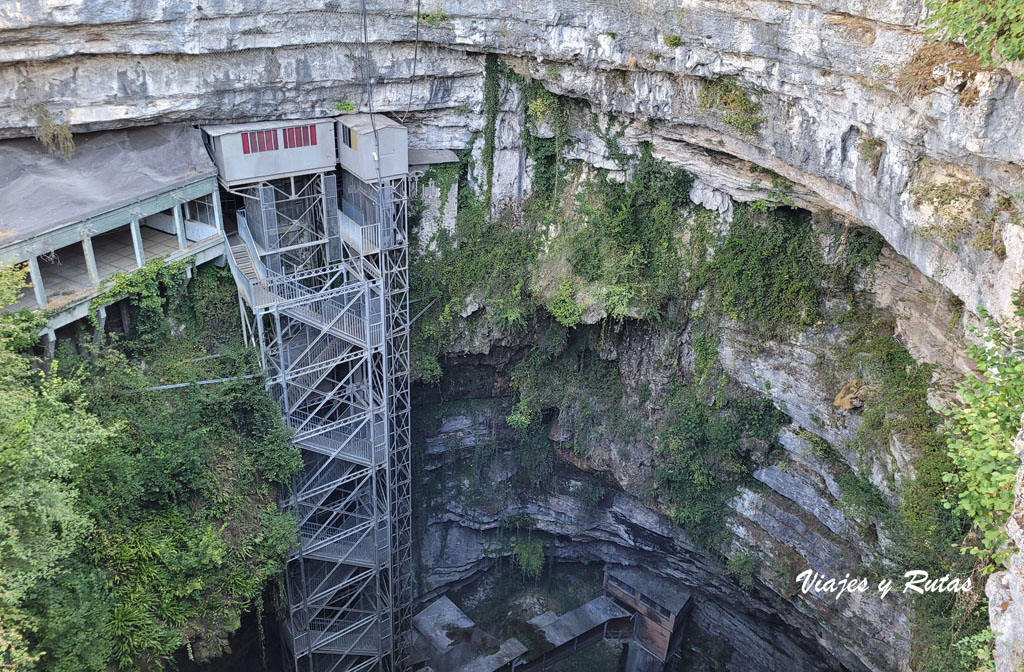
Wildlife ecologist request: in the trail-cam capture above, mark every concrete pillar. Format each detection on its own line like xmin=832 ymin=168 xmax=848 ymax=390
xmin=119 ymin=301 xmax=131 ymax=334
xmin=27 ymin=255 xmax=47 ymax=308
xmin=211 ymin=190 xmax=225 ymax=234
xmin=130 ymin=218 xmax=145 ymax=268
xmin=173 ymin=204 xmax=187 ymax=250
xmin=43 ymin=328 xmax=56 ymax=360
xmin=94 ymin=305 xmax=107 ymax=345
xmin=81 ymin=233 xmax=100 ymax=284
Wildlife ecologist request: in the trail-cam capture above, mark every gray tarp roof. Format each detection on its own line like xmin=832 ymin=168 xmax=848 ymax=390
xmin=0 ymin=124 xmax=217 ymax=241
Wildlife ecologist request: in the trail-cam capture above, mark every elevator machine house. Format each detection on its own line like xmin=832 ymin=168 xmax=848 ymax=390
xmin=207 ymin=114 xmax=413 ymax=672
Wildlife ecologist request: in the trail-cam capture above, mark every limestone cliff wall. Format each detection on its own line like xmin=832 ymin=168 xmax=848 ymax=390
xmin=987 ymin=415 xmax=1024 ymax=672
xmin=2 ymin=4 xmax=1020 ymax=669
xmin=1 ymin=0 xmax=1022 ymax=323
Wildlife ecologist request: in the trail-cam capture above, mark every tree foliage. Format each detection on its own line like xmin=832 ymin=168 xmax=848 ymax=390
xmin=0 ymin=264 xmax=299 ymax=671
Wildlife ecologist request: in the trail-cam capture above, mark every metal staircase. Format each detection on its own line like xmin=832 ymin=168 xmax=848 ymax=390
xmin=225 ymin=170 xmax=411 ymax=672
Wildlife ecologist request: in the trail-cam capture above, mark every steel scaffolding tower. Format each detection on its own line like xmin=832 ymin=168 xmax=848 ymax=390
xmin=224 ymin=165 xmax=411 ymax=672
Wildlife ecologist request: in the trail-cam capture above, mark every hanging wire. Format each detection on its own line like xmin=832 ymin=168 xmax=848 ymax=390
xmin=400 ymin=0 xmax=423 ymax=124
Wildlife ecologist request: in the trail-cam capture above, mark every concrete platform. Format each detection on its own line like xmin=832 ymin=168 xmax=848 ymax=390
xmin=11 ymin=224 xmax=217 ymax=312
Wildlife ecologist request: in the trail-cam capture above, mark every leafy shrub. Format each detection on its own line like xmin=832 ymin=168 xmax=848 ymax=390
xmin=924 ymin=0 xmax=1024 ymax=75
xmin=572 ymin=480 xmax=606 ymax=514
xmin=726 ymin=552 xmax=761 ymax=589
xmin=418 ymin=7 xmax=448 ymax=26
xmin=942 ymin=298 xmax=1024 ymax=564
xmin=24 ymin=102 xmax=74 ymax=160
xmin=664 ymin=34 xmax=682 ymax=47
xmin=858 ymin=136 xmax=885 ymax=175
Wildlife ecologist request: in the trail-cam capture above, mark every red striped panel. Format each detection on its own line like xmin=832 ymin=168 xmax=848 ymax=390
xmin=285 ymin=127 xmax=294 ymax=148
xmin=242 ymin=132 xmax=250 ymax=154
xmin=256 ymin=131 xmax=266 ymax=152
xmin=310 ymin=125 xmax=317 ymax=145
xmin=302 ymin=126 xmax=310 ymax=146
xmin=271 ymin=130 xmax=278 ymax=150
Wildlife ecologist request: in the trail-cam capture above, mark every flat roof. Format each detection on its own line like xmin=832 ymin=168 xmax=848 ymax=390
xmin=409 ymin=148 xmax=460 ymax=166
xmin=456 ymin=638 xmax=528 ymax=672
xmin=0 ymin=124 xmax=217 ymax=242
xmin=411 ymin=596 xmax=474 ymax=654
xmin=607 ymin=566 xmax=693 ymax=614
xmin=201 ymin=118 xmax=335 ymax=137
xmin=529 ymin=596 xmax=630 ymax=647
xmin=336 ymin=113 xmax=404 ymax=134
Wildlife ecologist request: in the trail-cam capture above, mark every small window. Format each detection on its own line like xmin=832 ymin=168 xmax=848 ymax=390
xmin=283 ymin=124 xmax=318 ymax=149
xmin=242 ymin=129 xmax=278 ymax=154
xmin=638 ymin=594 xmax=671 ymax=619
xmin=342 ymin=124 xmax=353 ymax=149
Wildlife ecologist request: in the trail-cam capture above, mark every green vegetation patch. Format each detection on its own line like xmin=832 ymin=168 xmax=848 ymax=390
xmin=565 ymin=145 xmax=694 ymax=319
xmin=943 ymin=298 xmax=1024 ymax=564
xmin=654 ymin=384 xmax=788 ymax=548
xmin=698 ymin=77 xmax=766 ymax=134
xmin=701 ymin=207 xmax=827 ymax=337
xmin=858 ymin=136 xmax=885 ymax=175
xmin=924 ymin=0 xmax=1024 ymax=76
xmin=418 ymin=7 xmax=449 ymax=27
xmin=834 ymin=306 xmax=991 ymax=671
xmin=0 ymin=263 xmax=299 ymax=671
xmin=910 ymin=172 xmax=1018 ymax=257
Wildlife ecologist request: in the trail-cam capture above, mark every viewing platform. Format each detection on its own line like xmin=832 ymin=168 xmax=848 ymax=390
xmin=0 ymin=125 xmax=225 ymax=331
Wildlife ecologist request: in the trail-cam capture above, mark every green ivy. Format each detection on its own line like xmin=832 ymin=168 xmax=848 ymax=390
xmin=566 ymin=144 xmax=693 ymax=319
xmin=702 ymin=207 xmax=825 ymax=337
xmin=90 ymin=259 xmax=191 ymax=351
xmin=482 ymin=54 xmax=501 ymax=209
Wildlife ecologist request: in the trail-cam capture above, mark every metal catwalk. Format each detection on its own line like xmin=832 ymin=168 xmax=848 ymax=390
xmin=225 ymin=170 xmax=412 ymax=672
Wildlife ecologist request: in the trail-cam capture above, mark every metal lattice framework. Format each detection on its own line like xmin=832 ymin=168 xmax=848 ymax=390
xmin=225 ymin=169 xmax=411 ymax=672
